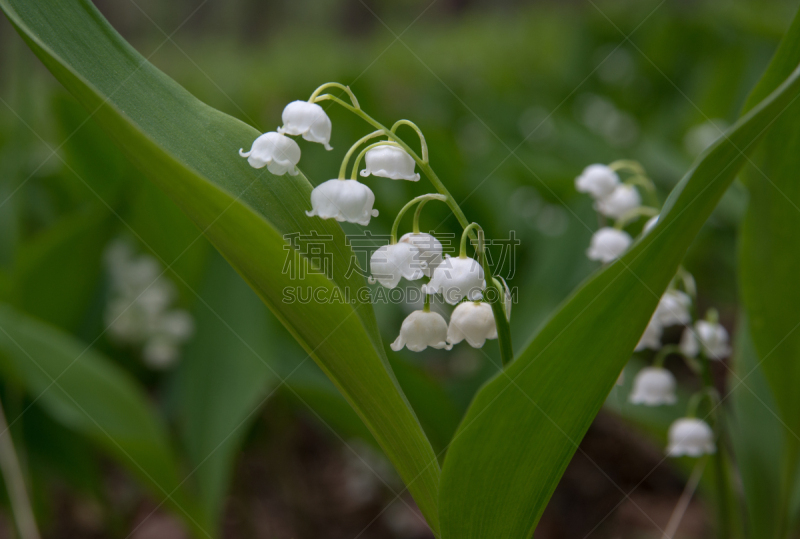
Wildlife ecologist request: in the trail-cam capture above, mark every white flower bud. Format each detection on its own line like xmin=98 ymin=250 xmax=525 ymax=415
xmin=154 ymin=310 xmax=195 ymax=341
xmin=390 ymin=310 xmax=452 ymax=352
xmin=238 ymin=132 xmax=301 ymax=176
xmin=447 ymin=302 xmax=497 ymax=348
xmin=629 ymin=367 xmax=676 ymax=406
xmin=575 ymin=164 xmax=620 ymax=199
xmin=695 ymin=320 xmax=731 ymax=359
xmin=369 ymin=243 xmax=425 ymax=289
xmin=360 ymin=145 xmax=420 ymax=181
xmin=655 ymin=290 xmax=692 ymax=327
xmin=667 ymin=418 xmax=716 ymax=457
xmin=679 ymin=326 xmax=700 ymax=358
xmin=143 ymin=335 xmax=180 ymax=369
xmin=278 ymin=100 xmax=333 ymax=150
xmin=423 ymin=255 xmax=486 ymax=305
xmin=594 ymin=184 xmax=641 ymax=219
xmin=306 ymin=179 xmax=379 ymax=226
xmin=586 ymin=227 xmax=632 ymax=263
xmin=399 ymin=233 xmax=442 ymax=277
xmin=635 ymin=314 xmax=662 ymax=351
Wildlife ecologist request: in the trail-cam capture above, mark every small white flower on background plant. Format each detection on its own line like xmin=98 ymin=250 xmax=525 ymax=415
xmin=399 ymin=232 xmax=442 ymax=277
xmin=586 ymin=227 xmax=632 ymax=263
xmin=635 ymin=314 xmax=662 ymax=351
xmin=390 ymin=310 xmax=452 ymax=352
xmin=667 ymin=418 xmax=716 ymax=457
xmin=695 ymin=320 xmax=731 ymax=359
xmin=575 ymin=164 xmax=620 ymax=199
xmin=629 ymin=367 xmax=677 ymax=406
xmin=360 ymin=145 xmax=420 ymax=181
xmin=447 ymin=301 xmax=497 ymax=348
xmin=655 ymin=290 xmax=692 ymax=327
xmin=369 ymin=243 xmax=425 ymax=289
xmin=306 ymin=179 xmax=379 ymax=226
xmin=679 ymin=326 xmax=700 ymax=358
xmin=595 ymin=184 xmax=641 ymax=219
xmin=643 ymin=214 xmax=659 ymax=235
xmin=104 ymin=240 xmax=194 ymax=370
xmin=278 ymin=100 xmax=333 ymax=150
xmin=238 ymin=132 xmax=301 ymax=175
xmin=423 ymin=255 xmax=486 ymax=305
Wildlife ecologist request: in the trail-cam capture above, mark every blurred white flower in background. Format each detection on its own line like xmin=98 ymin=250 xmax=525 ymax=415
xmin=629 ymin=367 xmax=677 ymax=406
xmin=684 ymin=119 xmax=728 ymax=157
xmin=104 ymin=239 xmax=194 ymax=369
xmin=694 ymin=319 xmax=731 ymax=359
xmin=667 ymin=418 xmax=716 ymax=457
xmin=594 ymin=184 xmax=641 ymax=219
xmin=586 ymin=227 xmax=632 ymax=263
xmin=575 ymin=164 xmax=620 ymax=200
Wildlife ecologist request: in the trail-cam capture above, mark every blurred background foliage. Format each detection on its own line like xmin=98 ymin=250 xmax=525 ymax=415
xmin=0 ymin=0 xmax=796 ymax=536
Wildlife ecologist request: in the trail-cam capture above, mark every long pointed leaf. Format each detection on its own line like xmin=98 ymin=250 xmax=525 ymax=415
xmin=0 ymin=0 xmax=441 ymax=530
xmin=438 ymin=46 xmax=800 ymax=538
xmin=0 ymin=304 xmax=205 ymax=533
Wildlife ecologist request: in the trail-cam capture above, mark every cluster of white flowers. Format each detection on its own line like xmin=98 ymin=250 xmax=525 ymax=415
xmin=575 ymin=163 xmax=657 ymax=263
xmin=104 ymin=240 xmax=194 ymax=369
xmin=239 ymin=85 xmax=510 ymax=355
xmin=624 ymin=276 xmax=729 ymax=458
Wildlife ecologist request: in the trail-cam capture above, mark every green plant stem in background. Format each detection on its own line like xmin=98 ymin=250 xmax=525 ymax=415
xmin=0 ymin=398 xmax=41 ymax=539
xmin=315 ymin=91 xmax=514 ymax=365
xmin=698 ymin=354 xmax=732 ymax=539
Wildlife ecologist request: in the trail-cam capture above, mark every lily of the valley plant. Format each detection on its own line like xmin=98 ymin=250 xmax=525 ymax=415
xmin=239 ymin=83 xmax=514 ymax=362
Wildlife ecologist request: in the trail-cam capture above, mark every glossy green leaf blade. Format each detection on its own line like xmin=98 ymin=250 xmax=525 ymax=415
xmin=439 ymin=61 xmax=800 ymax=538
xmin=0 ymin=0 xmax=441 ymax=528
xmin=739 ymin=5 xmax=800 ymax=480
xmin=173 ymin=253 xmax=277 ymax=528
xmin=728 ymin=317 xmax=784 ymax=539
xmin=0 ymin=304 xmax=205 ymax=532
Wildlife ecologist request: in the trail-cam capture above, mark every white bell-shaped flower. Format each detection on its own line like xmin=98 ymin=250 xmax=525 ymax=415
xmin=238 ymin=132 xmax=301 ymax=176
xmin=360 ymin=145 xmax=420 ymax=181
xmin=399 ymin=233 xmax=443 ymax=277
xmin=667 ymin=418 xmax=716 ymax=457
xmin=278 ymin=100 xmax=333 ymax=150
xmin=369 ymin=243 xmax=425 ymax=289
xmin=586 ymin=227 xmax=632 ymax=263
xmin=390 ymin=310 xmax=452 ymax=352
xmin=629 ymin=367 xmax=677 ymax=406
xmin=635 ymin=314 xmax=662 ymax=351
xmin=595 ymin=184 xmax=641 ymax=219
xmin=447 ymin=301 xmax=497 ymax=348
xmin=575 ymin=164 xmax=620 ymax=199
xmin=306 ymin=179 xmax=379 ymax=226
xmin=695 ymin=320 xmax=731 ymax=359
xmin=655 ymin=290 xmax=692 ymax=327
xmin=423 ymin=255 xmax=486 ymax=305
xmin=679 ymin=326 xmax=700 ymax=358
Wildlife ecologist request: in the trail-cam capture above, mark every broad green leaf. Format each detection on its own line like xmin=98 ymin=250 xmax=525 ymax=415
xmin=0 ymin=0 xmax=441 ymax=529
xmin=739 ymin=7 xmax=800 ymax=517
xmin=11 ymin=207 xmax=111 ymax=330
xmin=172 ymin=253 xmax=276 ymax=529
xmin=438 ymin=43 xmax=800 ymax=538
xmin=728 ymin=317 xmax=784 ymax=539
xmin=0 ymin=304 xmax=205 ymax=534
